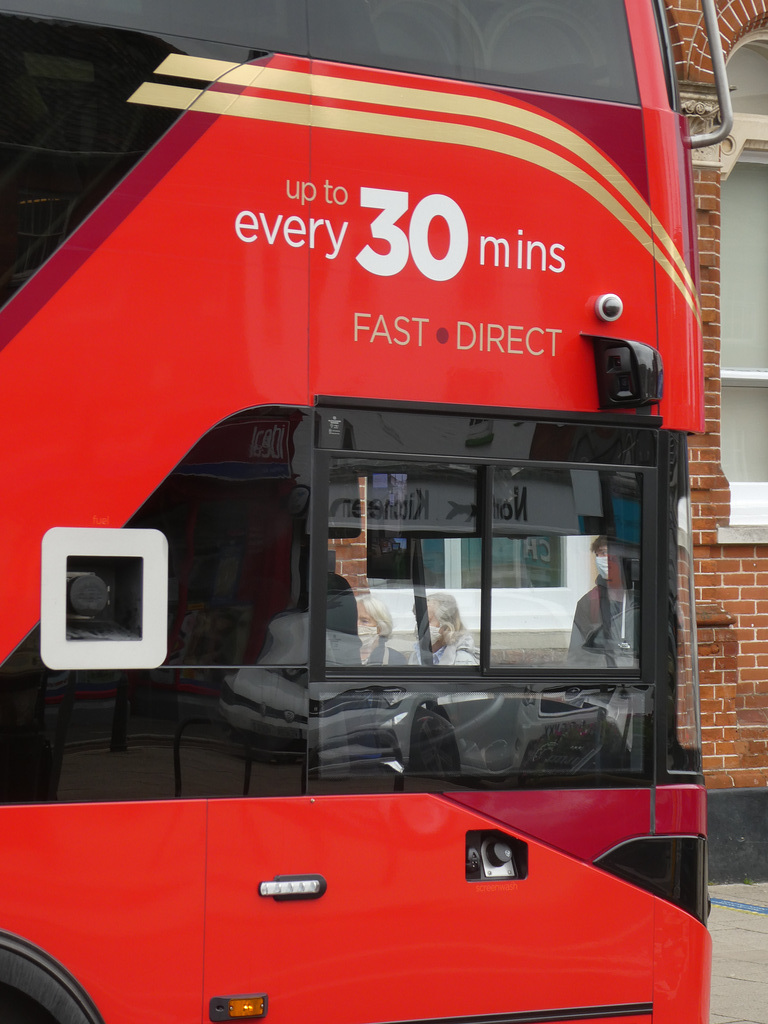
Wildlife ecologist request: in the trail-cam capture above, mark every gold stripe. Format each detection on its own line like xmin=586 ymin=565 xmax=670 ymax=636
xmin=320 ymin=76 xmax=697 ymax=305
xmin=186 ymin=89 xmax=698 ymax=317
xmin=154 ymin=54 xmax=241 ymax=81
xmin=127 ymin=82 xmax=204 ymax=110
xmin=147 ymin=59 xmax=696 ymax=304
xmin=219 ymin=64 xmax=313 ymax=94
xmin=153 ymin=54 xmax=314 ymax=97
xmin=193 ymin=91 xmax=311 ymax=124
xmin=129 ymin=59 xmax=698 ymax=317
xmin=314 ymin=104 xmax=671 ymax=298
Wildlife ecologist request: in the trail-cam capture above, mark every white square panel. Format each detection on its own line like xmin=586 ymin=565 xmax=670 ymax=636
xmin=41 ymin=527 xmax=168 ymax=670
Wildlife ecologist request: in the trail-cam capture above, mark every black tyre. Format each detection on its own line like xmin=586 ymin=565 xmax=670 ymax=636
xmin=0 ymin=985 xmax=58 ymax=1024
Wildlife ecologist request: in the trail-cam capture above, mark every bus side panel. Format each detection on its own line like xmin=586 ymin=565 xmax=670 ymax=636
xmin=653 ymin=899 xmax=712 ymax=1024
xmin=204 ymin=794 xmax=654 ymax=1024
xmin=448 ymin=788 xmax=652 ymax=863
xmin=307 ymin=62 xmax=659 ymax=417
xmin=0 ymin=801 xmax=207 ymax=1023
xmin=654 ymin=784 xmax=707 ymax=835
xmin=0 ymin=73 xmax=311 ymax=661
xmin=625 ymin=2 xmax=704 ymax=434
xmin=640 ymin=105 xmax=704 ymax=434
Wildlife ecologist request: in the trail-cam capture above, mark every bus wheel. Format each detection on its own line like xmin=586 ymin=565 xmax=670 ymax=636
xmin=409 ymin=705 xmax=460 ymax=775
xmin=0 ymin=985 xmax=58 ymax=1024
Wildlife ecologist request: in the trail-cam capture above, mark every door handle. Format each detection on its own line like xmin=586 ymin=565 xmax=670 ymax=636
xmin=258 ymin=874 xmax=327 ymax=900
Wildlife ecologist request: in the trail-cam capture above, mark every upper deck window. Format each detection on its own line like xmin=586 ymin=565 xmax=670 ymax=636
xmin=309 ymin=0 xmax=639 ymax=103
xmin=2 ymin=0 xmax=307 ymax=54
xmin=10 ymin=0 xmax=638 ymax=104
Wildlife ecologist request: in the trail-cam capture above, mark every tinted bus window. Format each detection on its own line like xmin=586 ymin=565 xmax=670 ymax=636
xmin=326 ymin=460 xmax=481 ymax=669
xmin=668 ymin=435 xmax=702 ymax=773
xmin=308 ymin=0 xmax=639 ymax=103
xmin=310 ymin=675 xmax=651 ymax=790
xmin=491 ymin=468 xmax=641 ymax=670
xmin=325 ymin=458 xmax=642 ymax=672
xmin=3 ymin=0 xmax=307 ymax=52
xmin=315 ymin=453 xmax=650 ymax=791
xmin=0 ymin=409 xmax=312 ymax=803
xmin=0 ymin=14 xmax=177 ymax=308
xmin=0 ymin=2 xmax=306 ymax=311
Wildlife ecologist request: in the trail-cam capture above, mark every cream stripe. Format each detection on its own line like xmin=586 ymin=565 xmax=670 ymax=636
xmin=155 ymin=54 xmax=241 ymax=81
xmin=128 ymin=82 xmax=204 ymax=110
xmin=155 ymin=54 xmax=314 ymax=96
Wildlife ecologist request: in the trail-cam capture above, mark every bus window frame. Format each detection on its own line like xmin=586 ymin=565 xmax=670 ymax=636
xmin=311 ymin=406 xmax=659 ymax=685
xmin=651 ymin=0 xmax=682 ymax=113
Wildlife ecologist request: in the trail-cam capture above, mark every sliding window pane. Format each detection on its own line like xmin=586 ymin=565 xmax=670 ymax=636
xmin=326 ymin=460 xmax=481 ymax=668
xmin=490 ymin=468 xmax=642 ymax=669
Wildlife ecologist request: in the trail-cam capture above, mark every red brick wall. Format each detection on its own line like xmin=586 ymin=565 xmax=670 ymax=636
xmin=329 ymin=476 xmax=369 ymax=593
xmin=668 ymin=0 xmax=768 ymax=81
xmin=667 ymin=1 xmax=768 ymax=790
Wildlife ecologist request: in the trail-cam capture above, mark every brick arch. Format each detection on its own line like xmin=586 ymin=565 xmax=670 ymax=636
xmin=665 ymin=10 xmax=687 ymax=78
xmin=686 ymin=1 xmax=768 ymax=82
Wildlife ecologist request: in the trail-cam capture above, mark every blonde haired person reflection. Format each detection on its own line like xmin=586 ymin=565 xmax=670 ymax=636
xmin=410 ymin=592 xmax=479 ymax=666
xmin=357 ymin=594 xmax=406 ymax=666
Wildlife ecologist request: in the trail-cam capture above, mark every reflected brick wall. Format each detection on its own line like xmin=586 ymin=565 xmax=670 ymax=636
xmin=667 ymin=0 xmax=768 ymax=794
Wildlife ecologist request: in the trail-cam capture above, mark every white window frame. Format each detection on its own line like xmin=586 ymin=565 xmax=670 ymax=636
xmin=720 ymin=37 xmax=768 ymax=530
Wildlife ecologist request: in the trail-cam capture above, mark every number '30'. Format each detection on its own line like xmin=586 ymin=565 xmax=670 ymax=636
xmin=356 ymin=187 xmax=469 ymax=282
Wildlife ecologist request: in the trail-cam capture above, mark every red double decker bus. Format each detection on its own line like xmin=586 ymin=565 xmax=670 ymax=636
xmin=0 ymin=2 xmax=727 ymax=1023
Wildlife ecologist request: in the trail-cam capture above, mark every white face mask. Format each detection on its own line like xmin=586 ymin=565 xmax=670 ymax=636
xmin=595 ymin=555 xmax=609 ymax=579
xmin=429 ymin=625 xmax=443 ymax=646
xmin=358 ymin=625 xmax=379 ymax=646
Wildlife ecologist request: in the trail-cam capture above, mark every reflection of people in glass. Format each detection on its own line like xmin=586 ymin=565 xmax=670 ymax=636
xmin=410 ymin=592 xmax=479 ymax=666
xmin=569 ymin=536 xmax=637 ymax=667
xmin=356 ymin=595 xmax=406 ymax=666
xmin=326 ymin=571 xmax=362 ymax=666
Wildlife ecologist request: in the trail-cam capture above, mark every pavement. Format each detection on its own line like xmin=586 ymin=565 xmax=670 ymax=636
xmin=709 ymin=882 xmax=768 ymax=1023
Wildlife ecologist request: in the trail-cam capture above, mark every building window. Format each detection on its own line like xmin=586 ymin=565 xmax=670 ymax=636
xmin=721 ymin=39 xmax=768 ymax=524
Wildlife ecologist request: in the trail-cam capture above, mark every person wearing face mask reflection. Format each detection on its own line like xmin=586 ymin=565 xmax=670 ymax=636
xmin=409 ymin=592 xmax=479 ymax=666
xmin=568 ymin=535 xmax=636 ymax=667
xmin=357 ymin=595 xmax=406 ymax=666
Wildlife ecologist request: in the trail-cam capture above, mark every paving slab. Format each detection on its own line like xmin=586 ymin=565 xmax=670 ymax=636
xmin=710 ymin=884 xmax=768 ymax=1024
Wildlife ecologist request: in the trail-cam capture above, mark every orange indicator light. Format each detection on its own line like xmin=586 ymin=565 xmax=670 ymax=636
xmin=228 ymin=996 xmax=266 ymax=1018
